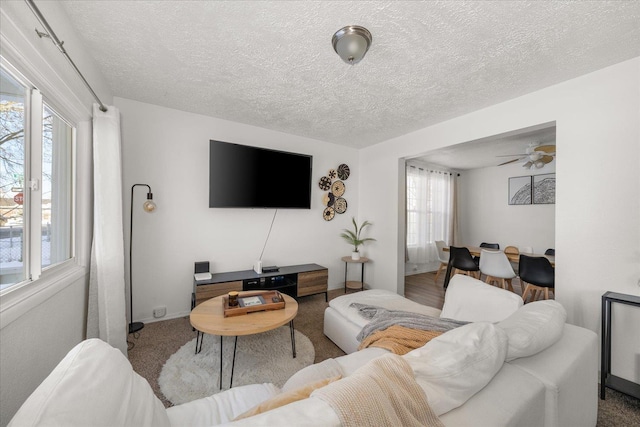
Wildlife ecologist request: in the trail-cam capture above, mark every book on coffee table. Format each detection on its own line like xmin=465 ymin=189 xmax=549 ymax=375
xmin=238 ymin=295 xmax=266 ymax=307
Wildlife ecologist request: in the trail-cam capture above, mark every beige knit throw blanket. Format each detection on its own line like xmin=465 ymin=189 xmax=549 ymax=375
xmin=358 ymin=325 xmax=444 ymax=355
xmin=312 ymin=353 xmax=443 ymax=427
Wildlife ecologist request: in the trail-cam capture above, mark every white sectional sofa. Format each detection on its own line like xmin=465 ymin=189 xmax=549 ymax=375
xmin=324 ymin=274 xmax=598 ymax=427
xmin=9 ymin=275 xmax=598 ymax=426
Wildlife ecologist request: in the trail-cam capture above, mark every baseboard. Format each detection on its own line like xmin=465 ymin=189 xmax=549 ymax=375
xmin=137 ymin=310 xmax=191 ymax=325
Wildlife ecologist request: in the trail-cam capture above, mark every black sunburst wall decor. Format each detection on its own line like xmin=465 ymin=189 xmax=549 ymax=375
xmin=318 ymin=163 xmax=350 ymax=221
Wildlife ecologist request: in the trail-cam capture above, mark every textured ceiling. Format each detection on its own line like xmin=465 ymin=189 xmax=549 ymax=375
xmin=58 ymin=1 xmax=640 ymax=149
xmin=413 ymin=124 xmax=557 ymax=170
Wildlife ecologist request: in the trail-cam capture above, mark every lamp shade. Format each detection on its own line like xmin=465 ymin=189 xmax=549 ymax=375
xmin=332 ymin=26 xmax=372 ymax=65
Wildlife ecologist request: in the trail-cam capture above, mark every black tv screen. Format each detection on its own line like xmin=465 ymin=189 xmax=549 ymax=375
xmin=209 ymin=140 xmax=312 ymax=209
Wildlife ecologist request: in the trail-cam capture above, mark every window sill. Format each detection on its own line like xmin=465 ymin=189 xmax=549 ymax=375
xmin=0 ymin=261 xmax=88 ymax=329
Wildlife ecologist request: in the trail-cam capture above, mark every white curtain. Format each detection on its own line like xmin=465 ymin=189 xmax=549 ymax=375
xmin=406 ymin=164 xmax=455 ymax=264
xmin=87 ymin=104 xmax=127 ymax=356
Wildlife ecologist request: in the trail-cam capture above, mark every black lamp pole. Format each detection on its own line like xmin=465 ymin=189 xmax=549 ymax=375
xmin=129 ymin=184 xmax=156 ymax=334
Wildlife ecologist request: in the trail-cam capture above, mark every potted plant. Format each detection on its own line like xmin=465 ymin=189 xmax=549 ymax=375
xmin=340 ymin=217 xmax=376 ymax=260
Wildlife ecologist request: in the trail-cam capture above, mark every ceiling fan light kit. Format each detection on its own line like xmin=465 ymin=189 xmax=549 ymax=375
xmin=332 ymin=25 xmax=372 ymax=65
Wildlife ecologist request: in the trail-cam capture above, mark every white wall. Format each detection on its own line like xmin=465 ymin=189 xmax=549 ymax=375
xmin=457 ymin=161 xmax=556 ymax=253
xmin=360 ymin=57 xmax=640 ymax=383
xmin=0 ymin=2 xmax=110 ymax=425
xmin=116 ymin=98 xmax=360 ymax=324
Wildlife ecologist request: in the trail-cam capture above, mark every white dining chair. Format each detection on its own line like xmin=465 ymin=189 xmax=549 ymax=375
xmin=519 ymin=246 xmax=533 ymax=254
xmin=434 ymin=240 xmax=449 ymax=282
xmin=479 ymin=249 xmax=517 ymax=293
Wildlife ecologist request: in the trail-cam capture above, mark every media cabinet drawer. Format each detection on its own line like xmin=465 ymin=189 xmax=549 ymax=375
xmin=297 ymin=269 xmax=328 ymax=297
xmin=195 ymin=281 xmax=242 ymax=306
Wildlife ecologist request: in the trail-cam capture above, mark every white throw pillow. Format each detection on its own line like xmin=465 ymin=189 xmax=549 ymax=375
xmin=497 ymin=299 xmax=567 ymax=361
xmin=9 ymin=339 xmax=171 ymax=427
xmin=404 ymin=322 xmax=508 ymax=416
xmin=440 ymin=274 xmax=523 ymax=322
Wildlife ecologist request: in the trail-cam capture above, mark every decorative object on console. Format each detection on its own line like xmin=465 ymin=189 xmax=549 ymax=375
xmin=332 ymin=25 xmax=373 ymax=65
xmin=340 ymin=217 xmax=376 ymax=260
xmin=128 ymin=184 xmax=156 ymax=334
xmin=194 ymin=261 xmax=212 ymax=281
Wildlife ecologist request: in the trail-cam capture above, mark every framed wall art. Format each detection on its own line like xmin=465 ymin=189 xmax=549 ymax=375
xmin=509 ymin=175 xmax=532 ymax=205
xmin=533 ymin=173 xmax=556 ymax=204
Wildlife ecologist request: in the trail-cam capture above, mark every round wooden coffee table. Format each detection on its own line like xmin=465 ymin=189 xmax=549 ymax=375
xmin=190 ymin=292 xmax=298 ymax=389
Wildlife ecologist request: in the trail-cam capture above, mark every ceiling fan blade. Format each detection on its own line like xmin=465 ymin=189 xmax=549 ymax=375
xmin=534 ymin=145 xmax=556 ymax=154
xmin=498 ymin=158 xmax=522 ymax=166
xmin=496 ymin=154 xmax=527 ymax=157
xmin=540 ymin=155 xmax=554 ymax=164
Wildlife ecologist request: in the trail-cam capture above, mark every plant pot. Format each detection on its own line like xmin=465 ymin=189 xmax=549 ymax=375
xmin=351 ymin=251 xmax=361 ymax=260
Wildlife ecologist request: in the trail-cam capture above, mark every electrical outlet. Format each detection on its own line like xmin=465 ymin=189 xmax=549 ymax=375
xmin=153 ymin=306 xmax=166 ymax=318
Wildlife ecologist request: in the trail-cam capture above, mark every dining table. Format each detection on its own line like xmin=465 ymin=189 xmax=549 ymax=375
xmin=442 ymin=245 xmax=555 ymax=289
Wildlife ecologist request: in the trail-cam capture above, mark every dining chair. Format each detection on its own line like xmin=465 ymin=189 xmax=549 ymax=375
xmin=544 ymin=248 xmax=555 ymax=256
xmin=473 ymin=242 xmax=500 ymax=265
xmin=504 ymin=246 xmax=520 ymax=256
xmin=519 ymin=246 xmax=534 ymax=254
xmin=434 ymin=240 xmax=449 ymax=282
xmin=449 ymin=246 xmax=480 ymax=279
xmin=480 ymin=242 xmax=500 ymax=249
xmin=519 ymin=254 xmax=555 ymax=303
xmin=479 ymin=249 xmax=517 ymax=293
xmin=504 ymin=245 xmax=521 ymax=287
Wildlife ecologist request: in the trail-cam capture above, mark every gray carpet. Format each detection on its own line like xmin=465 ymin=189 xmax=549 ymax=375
xmin=128 ymin=289 xmax=640 ymax=425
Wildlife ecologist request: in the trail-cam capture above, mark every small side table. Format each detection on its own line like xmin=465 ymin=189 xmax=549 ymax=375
xmin=600 ymin=291 xmax=640 ymax=400
xmin=341 ymin=256 xmax=370 ymax=292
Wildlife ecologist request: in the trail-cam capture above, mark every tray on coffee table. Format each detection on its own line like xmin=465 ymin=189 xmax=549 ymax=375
xmin=223 ymin=290 xmax=286 ymax=317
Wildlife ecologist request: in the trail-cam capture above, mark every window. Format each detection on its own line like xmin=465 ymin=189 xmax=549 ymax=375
xmin=406 ymin=164 xmax=454 ymax=264
xmin=0 ymin=63 xmax=74 ymax=292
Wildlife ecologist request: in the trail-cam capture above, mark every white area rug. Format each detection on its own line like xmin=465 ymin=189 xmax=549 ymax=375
xmin=159 ymin=326 xmax=314 ymax=405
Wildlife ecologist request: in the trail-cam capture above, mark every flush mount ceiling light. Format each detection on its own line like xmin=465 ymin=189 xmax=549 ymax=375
xmin=332 ymin=25 xmax=372 ymax=65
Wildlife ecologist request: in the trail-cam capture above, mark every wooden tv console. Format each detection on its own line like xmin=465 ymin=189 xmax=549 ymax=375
xmin=192 ymin=263 xmax=328 ymax=309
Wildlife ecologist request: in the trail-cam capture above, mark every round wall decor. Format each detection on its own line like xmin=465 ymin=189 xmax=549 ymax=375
xmin=322 ymin=192 xmax=335 ymax=207
xmin=334 ymin=197 xmax=347 ymax=214
xmin=328 ymin=169 xmax=337 ymax=180
xmin=331 ymin=180 xmax=345 ymax=197
xmin=337 ymin=164 xmax=350 ymax=180
xmin=323 ymin=207 xmax=335 ymax=221
xmin=318 ymin=176 xmax=332 ymax=191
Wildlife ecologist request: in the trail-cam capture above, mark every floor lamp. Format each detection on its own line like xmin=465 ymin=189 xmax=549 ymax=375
xmin=129 ymin=184 xmax=156 ymax=334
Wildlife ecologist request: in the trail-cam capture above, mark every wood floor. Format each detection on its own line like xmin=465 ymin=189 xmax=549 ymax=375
xmin=404 ymin=270 xmax=549 ymax=308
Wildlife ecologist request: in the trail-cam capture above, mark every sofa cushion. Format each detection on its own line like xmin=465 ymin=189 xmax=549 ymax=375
xmin=9 ymin=339 xmax=171 ymax=427
xmin=234 ymin=376 xmax=341 ymax=420
xmin=329 ymin=289 xmax=441 ymax=328
xmin=440 ymin=274 xmax=523 ymax=322
xmin=404 ymin=322 xmax=508 ymax=416
xmin=166 ymin=383 xmax=280 ymax=426
xmin=497 ymin=299 xmax=567 ymax=361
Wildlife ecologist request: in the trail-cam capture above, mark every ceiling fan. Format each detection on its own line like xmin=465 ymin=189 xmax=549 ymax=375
xmin=497 ymin=143 xmax=556 ymax=169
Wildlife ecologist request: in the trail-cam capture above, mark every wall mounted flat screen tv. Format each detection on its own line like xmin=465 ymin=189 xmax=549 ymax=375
xmin=209 ymin=140 xmax=313 ymax=209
